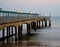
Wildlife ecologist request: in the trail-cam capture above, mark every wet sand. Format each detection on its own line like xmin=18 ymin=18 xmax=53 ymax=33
xmin=0 ymin=42 xmax=60 ymax=47
xmin=0 ymin=41 xmax=51 ymax=47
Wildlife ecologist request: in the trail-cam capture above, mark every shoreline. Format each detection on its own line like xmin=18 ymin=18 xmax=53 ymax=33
xmin=0 ymin=41 xmax=60 ymax=47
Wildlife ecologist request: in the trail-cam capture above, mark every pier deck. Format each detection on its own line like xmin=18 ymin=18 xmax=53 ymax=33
xmin=0 ymin=16 xmax=50 ymax=30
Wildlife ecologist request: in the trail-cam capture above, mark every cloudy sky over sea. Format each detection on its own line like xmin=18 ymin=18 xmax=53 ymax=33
xmin=0 ymin=0 xmax=60 ymax=16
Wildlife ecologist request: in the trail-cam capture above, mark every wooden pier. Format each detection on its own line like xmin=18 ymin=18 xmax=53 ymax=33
xmin=0 ymin=10 xmax=51 ymax=43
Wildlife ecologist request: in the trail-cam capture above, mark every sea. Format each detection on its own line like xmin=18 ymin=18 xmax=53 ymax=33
xmin=0 ymin=16 xmax=60 ymax=46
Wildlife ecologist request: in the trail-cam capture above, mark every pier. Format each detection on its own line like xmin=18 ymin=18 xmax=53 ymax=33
xmin=0 ymin=10 xmax=51 ymax=44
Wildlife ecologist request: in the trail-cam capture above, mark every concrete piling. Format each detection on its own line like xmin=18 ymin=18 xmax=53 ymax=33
xmin=42 ymin=20 xmax=44 ymax=28
xmin=2 ymin=28 xmax=4 ymax=44
xmin=18 ymin=25 xmax=22 ymax=41
xmin=27 ymin=24 xmax=31 ymax=35
xmin=15 ymin=26 xmax=17 ymax=43
xmin=38 ymin=21 xmax=41 ymax=28
xmin=7 ymin=27 xmax=9 ymax=43
xmin=11 ymin=26 xmax=13 ymax=35
xmin=45 ymin=20 xmax=47 ymax=27
xmin=49 ymin=20 xmax=51 ymax=27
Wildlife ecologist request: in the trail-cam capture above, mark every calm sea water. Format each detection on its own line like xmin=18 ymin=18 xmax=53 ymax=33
xmin=0 ymin=16 xmax=60 ymax=46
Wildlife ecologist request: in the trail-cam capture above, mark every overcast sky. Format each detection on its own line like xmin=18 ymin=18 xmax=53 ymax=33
xmin=0 ymin=0 xmax=60 ymax=16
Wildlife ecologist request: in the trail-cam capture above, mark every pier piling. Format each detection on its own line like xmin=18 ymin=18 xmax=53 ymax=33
xmin=2 ymin=28 xmax=4 ymax=44
xmin=15 ymin=26 xmax=17 ymax=43
xmin=42 ymin=20 xmax=44 ymax=28
xmin=27 ymin=24 xmax=31 ymax=35
xmin=18 ymin=25 xmax=22 ymax=41
xmin=49 ymin=20 xmax=51 ymax=27
xmin=37 ymin=21 xmax=39 ymax=29
xmin=7 ymin=27 xmax=9 ymax=43
xmin=11 ymin=26 xmax=13 ymax=35
xmin=8 ymin=26 xmax=10 ymax=36
xmin=45 ymin=20 xmax=47 ymax=27
xmin=38 ymin=21 xmax=41 ymax=28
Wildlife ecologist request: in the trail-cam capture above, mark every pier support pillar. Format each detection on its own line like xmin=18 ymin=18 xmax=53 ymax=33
xmin=7 ymin=27 xmax=9 ymax=36
xmin=38 ymin=21 xmax=41 ymax=28
xmin=45 ymin=20 xmax=47 ymax=27
xmin=49 ymin=20 xmax=51 ymax=27
xmin=37 ymin=21 xmax=41 ymax=29
xmin=2 ymin=28 xmax=5 ymax=44
xmin=15 ymin=26 xmax=17 ymax=43
xmin=8 ymin=26 xmax=10 ymax=36
xmin=7 ymin=27 xmax=9 ymax=43
xmin=18 ymin=25 xmax=22 ymax=41
xmin=31 ymin=22 xmax=37 ymax=31
xmin=7 ymin=27 xmax=11 ymax=44
xmin=11 ymin=26 xmax=13 ymax=35
xmin=34 ymin=22 xmax=37 ymax=31
xmin=31 ymin=22 xmax=35 ymax=29
xmin=42 ymin=20 xmax=44 ymax=28
xmin=27 ymin=24 xmax=31 ymax=35
xmin=37 ymin=21 xmax=39 ymax=29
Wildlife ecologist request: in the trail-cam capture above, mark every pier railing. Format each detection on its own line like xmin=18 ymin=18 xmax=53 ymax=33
xmin=0 ymin=11 xmax=39 ymax=17
xmin=0 ymin=10 xmax=51 ymax=24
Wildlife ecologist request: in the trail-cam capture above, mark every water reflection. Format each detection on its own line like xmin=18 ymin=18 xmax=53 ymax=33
xmin=0 ymin=32 xmax=51 ymax=47
xmin=0 ymin=27 xmax=60 ymax=47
